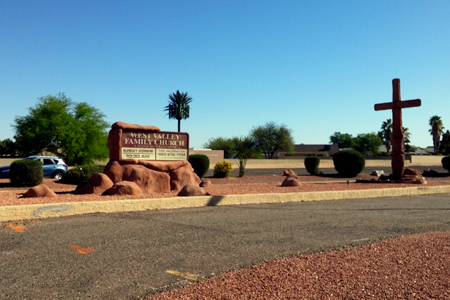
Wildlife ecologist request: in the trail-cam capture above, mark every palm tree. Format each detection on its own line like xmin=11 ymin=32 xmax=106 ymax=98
xmin=403 ymin=127 xmax=412 ymax=153
xmin=403 ymin=127 xmax=411 ymax=144
xmin=380 ymin=119 xmax=393 ymax=154
xmin=429 ymin=115 xmax=445 ymax=154
xmin=164 ymin=90 xmax=193 ymax=132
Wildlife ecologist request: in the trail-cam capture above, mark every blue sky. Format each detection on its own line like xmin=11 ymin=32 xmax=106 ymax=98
xmin=1 ymin=0 xmax=449 ymax=149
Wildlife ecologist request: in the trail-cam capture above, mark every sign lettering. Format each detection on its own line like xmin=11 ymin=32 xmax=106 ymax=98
xmin=120 ymin=130 xmax=189 ymax=161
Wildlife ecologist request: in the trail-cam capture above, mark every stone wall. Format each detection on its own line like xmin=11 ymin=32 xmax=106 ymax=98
xmin=410 ymin=155 xmax=446 ymax=166
xmin=189 ymin=149 xmax=224 ymax=165
xmin=0 ymin=158 xmax=19 ymax=167
xmin=212 ymin=157 xmax=444 ymax=170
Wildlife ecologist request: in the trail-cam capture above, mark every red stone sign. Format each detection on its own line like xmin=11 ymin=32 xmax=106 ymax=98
xmin=374 ymin=79 xmax=421 ymax=179
xmin=108 ymin=122 xmax=189 ymax=161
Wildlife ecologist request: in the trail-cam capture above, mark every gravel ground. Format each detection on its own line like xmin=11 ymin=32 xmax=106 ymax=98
xmin=1 ymin=172 xmax=449 ymax=207
xmin=149 ymin=231 xmax=450 ymax=299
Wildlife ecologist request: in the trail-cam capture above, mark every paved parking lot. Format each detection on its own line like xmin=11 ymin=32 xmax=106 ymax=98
xmin=2 ymin=193 xmax=450 ymax=299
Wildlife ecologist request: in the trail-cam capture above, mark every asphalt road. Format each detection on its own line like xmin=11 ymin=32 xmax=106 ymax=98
xmin=2 ymin=194 xmax=450 ymax=299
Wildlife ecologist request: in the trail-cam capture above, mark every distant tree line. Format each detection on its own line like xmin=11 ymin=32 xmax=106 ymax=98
xmin=329 ymin=115 xmax=448 ymax=156
xmin=0 ymin=138 xmax=18 ymax=157
xmin=329 ymin=132 xmax=384 ymax=156
xmin=3 ymin=90 xmax=449 ymax=168
xmin=204 ymin=122 xmax=294 ymax=159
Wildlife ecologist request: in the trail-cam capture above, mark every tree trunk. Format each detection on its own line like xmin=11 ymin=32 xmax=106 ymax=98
xmin=434 ymin=134 xmax=440 ymax=155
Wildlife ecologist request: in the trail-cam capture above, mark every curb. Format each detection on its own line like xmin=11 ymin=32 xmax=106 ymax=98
xmin=2 ymin=185 xmax=450 ymax=222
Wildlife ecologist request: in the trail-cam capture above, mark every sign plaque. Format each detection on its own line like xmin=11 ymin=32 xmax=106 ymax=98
xmin=120 ymin=130 xmax=189 ymax=161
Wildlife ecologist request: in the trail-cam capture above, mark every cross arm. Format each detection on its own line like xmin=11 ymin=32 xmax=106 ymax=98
xmin=374 ymin=99 xmax=421 ymax=111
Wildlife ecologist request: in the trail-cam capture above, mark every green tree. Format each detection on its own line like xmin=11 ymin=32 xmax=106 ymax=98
xmin=164 ymin=90 xmax=192 ymax=132
xmin=352 ymin=133 xmax=383 ymax=156
xmin=203 ymin=137 xmax=235 ymax=159
xmin=13 ymin=93 xmax=109 ymax=165
xmin=403 ymin=127 xmax=413 ymax=153
xmin=429 ymin=115 xmax=445 ymax=155
xmin=439 ymin=130 xmax=450 ymax=155
xmin=0 ymin=138 xmax=17 ymax=157
xmin=230 ymin=136 xmax=256 ymax=177
xmin=329 ymin=132 xmax=353 ymax=148
xmin=379 ymin=119 xmax=393 ymax=154
xmin=62 ymin=102 xmax=110 ymax=165
xmin=403 ymin=127 xmax=411 ymax=144
xmin=250 ymin=122 xmax=294 ymax=159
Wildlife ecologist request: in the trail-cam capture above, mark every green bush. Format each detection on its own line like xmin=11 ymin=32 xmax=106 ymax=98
xmin=9 ymin=159 xmax=43 ymax=187
xmin=252 ymin=150 xmax=264 ymax=159
xmin=304 ymin=156 xmax=320 ymax=175
xmin=442 ymin=156 xmax=450 ymax=172
xmin=332 ymin=150 xmax=365 ymax=177
xmin=188 ymin=154 xmax=210 ymax=178
xmin=62 ymin=164 xmax=106 ymax=185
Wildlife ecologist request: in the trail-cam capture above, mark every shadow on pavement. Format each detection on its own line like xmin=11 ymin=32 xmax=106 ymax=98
xmin=207 ymin=196 xmax=224 ymax=206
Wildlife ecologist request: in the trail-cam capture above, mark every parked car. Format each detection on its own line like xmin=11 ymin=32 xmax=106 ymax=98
xmin=0 ymin=156 xmax=68 ymax=180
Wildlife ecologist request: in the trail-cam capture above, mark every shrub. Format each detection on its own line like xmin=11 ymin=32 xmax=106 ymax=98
xmin=333 ymin=150 xmax=365 ymax=177
xmin=213 ymin=161 xmax=233 ymax=178
xmin=442 ymin=156 xmax=450 ymax=172
xmin=189 ymin=154 xmax=210 ymax=178
xmin=62 ymin=164 xmax=106 ymax=185
xmin=252 ymin=150 xmax=264 ymax=159
xmin=304 ymin=156 xmax=320 ymax=175
xmin=9 ymin=159 xmax=43 ymax=187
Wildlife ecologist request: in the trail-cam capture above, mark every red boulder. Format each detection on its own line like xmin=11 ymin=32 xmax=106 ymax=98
xmin=170 ymin=163 xmax=201 ymax=191
xmin=108 ymin=181 xmax=143 ymax=196
xmin=23 ymin=184 xmax=57 ymax=198
xmin=104 ymin=161 xmax=171 ymax=193
xmin=281 ymin=175 xmax=301 ymax=187
xmin=76 ymin=173 xmax=114 ymax=195
xmin=177 ymin=184 xmax=209 ymax=196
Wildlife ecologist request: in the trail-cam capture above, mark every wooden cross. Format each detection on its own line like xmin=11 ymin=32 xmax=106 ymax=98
xmin=374 ymin=78 xmax=421 ymax=179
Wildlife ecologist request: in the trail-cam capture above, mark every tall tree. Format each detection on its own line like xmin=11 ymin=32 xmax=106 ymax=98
xmin=62 ymin=102 xmax=110 ymax=165
xmin=429 ymin=115 xmax=445 ymax=155
xmin=203 ymin=137 xmax=234 ymax=159
xmin=329 ymin=132 xmax=353 ymax=149
xmin=250 ymin=122 xmax=294 ymax=159
xmin=231 ymin=136 xmax=256 ymax=177
xmin=379 ymin=119 xmax=393 ymax=154
xmin=0 ymin=138 xmax=17 ymax=157
xmin=403 ymin=127 xmax=413 ymax=153
xmin=352 ymin=133 xmax=383 ymax=156
xmin=164 ymin=90 xmax=193 ymax=132
xmin=403 ymin=127 xmax=411 ymax=144
xmin=13 ymin=93 xmax=109 ymax=165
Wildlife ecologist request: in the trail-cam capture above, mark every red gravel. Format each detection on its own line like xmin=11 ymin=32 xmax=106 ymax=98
xmin=1 ymin=175 xmax=447 ymax=207
xmin=149 ymin=231 xmax=450 ymax=299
